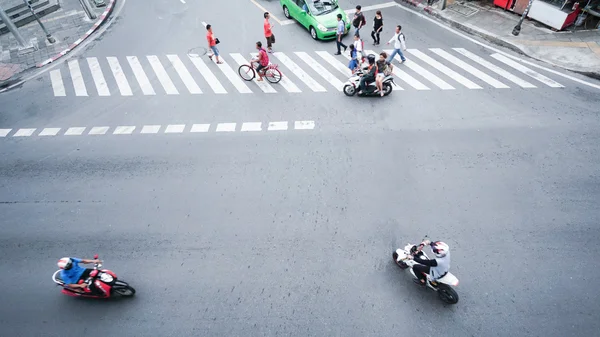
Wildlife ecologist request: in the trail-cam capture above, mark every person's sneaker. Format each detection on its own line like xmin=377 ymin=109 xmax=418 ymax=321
xmin=335 ymin=52 xmax=341 ymax=55
xmin=343 ymin=46 xmax=347 ymax=52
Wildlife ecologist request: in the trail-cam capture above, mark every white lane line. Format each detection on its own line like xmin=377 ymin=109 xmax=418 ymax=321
xmin=210 ymin=58 xmax=252 ymax=93
xmin=141 ymin=125 xmax=161 ymax=134
xmin=50 ymin=69 xmax=66 ymax=96
xmin=380 ymin=51 xmax=429 ymax=90
xmin=127 ymin=56 xmax=156 ymax=95
xmin=64 ymin=127 xmax=86 ymax=136
xmin=188 ymin=55 xmax=227 ymax=94
xmin=453 ymin=48 xmax=535 ymax=88
xmin=86 ymin=57 xmax=110 ymax=96
xmin=230 ymin=53 xmax=277 ymax=93
xmin=295 ymin=52 xmax=344 ymax=91
xmin=490 ymin=53 xmax=564 ymax=88
xmin=294 ymin=121 xmax=315 ymax=130
xmin=68 ymin=60 xmax=88 ymax=96
xmin=39 ymin=128 xmax=61 ymax=136
xmin=385 ymin=50 xmax=454 ymax=90
xmin=165 ymin=124 xmax=185 ymax=133
xmin=408 ymin=49 xmax=481 ymax=89
xmin=241 ymin=122 xmax=262 ymax=132
xmin=106 ymin=57 xmax=133 ymax=96
xmin=316 ymin=51 xmax=353 ymax=77
xmin=13 ymin=128 xmax=36 ymax=137
xmin=190 ymin=124 xmax=210 ymax=132
xmin=364 ymin=50 xmax=403 ymax=90
xmin=273 ymin=52 xmax=326 ymax=92
xmin=89 ymin=126 xmax=110 ymax=135
xmin=429 ymin=48 xmax=509 ymax=89
xmin=268 ymin=121 xmax=288 ymax=131
xmin=167 ymin=54 xmax=202 ymax=94
xmin=216 ymin=123 xmax=236 ymax=132
xmin=180 ymin=0 xmax=185 ymax=3
xmin=251 ymin=52 xmax=302 ymax=93
xmin=147 ymin=55 xmax=179 ymax=95
xmin=344 ymin=1 xmax=397 ymax=14
xmin=0 ymin=129 xmax=11 ymax=137
xmin=113 ymin=126 xmax=136 ymax=134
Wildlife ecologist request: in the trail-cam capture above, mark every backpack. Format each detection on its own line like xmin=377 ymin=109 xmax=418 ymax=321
xmin=353 ymin=13 xmax=365 ymax=28
xmin=342 ymin=20 xmax=348 ymax=34
xmin=398 ymin=32 xmax=406 ymax=42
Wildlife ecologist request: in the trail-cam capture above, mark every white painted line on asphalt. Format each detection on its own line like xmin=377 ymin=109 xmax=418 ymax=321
xmin=344 ymin=2 xmax=397 ymax=14
xmin=127 ymin=56 xmax=156 ymax=95
xmin=382 ymin=51 xmax=432 ymax=90
xmin=165 ymin=124 xmax=185 ymax=133
xmin=64 ymin=127 xmax=86 ymax=136
xmin=453 ymin=48 xmax=536 ymax=88
xmin=230 ymin=53 xmax=277 ymax=93
xmin=385 ymin=50 xmax=454 ymax=90
xmin=13 ymin=128 xmax=36 ymax=137
xmin=251 ymin=52 xmax=302 ymax=93
xmin=315 ymin=51 xmax=353 ymax=77
xmin=211 ymin=58 xmax=252 ymax=94
xmin=216 ymin=123 xmax=236 ymax=132
xmin=201 ymin=21 xmax=207 ymax=27
xmin=491 ymin=53 xmax=564 ymax=88
xmin=50 ymin=69 xmax=66 ymax=96
xmin=364 ymin=50 xmax=403 ymax=91
xmin=273 ymin=52 xmax=326 ymax=92
xmin=294 ymin=121 xmax=315 ymax=130
xmin=408 ymin=49 xmax=481 ymax=89
xmin=190 ymin=124 xmax=210 ymax=132
xmin=241 ymin=122 xmax=262 ymax=132
xmin=188 ymin=55 xmax=227 ymax=94
xmin=39 ymin=128 xmax=61 ymax=136
xmin=180 ymin=0 xmax=185 ymax=3
xmin=249 ymin=0 xmax=292 ymax=25
xmin=89 ymin=126 xmax=110 ymax=135
xmin=167 ymin=54 xmax=202 ymax=94
xmin=106 ymin=57 xmax=133 ymax=96
xmin=87 ymin=57 xmax=110 ymax=96
xmin=141 ymin=125 xmax=161 ymax=134
xmin=147 ymin=55 xmax=179 ymax=95
xmin=68 ymin=60 xmax=88 ymax=96
xmin=0 ymin=129 xmax=11 ymax=137
xmin=113 ymin=126 xmax=135 ymax=135
xmin=429 ymin=48 xmax=509 ymax=89
xmin=268 ymin=121 xmax=288 ymax=131
xmin=296 ymin=52 xmax=344 ymax=91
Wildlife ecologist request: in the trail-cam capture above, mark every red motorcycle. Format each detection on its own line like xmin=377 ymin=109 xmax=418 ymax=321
xmin=52 ymin=254 xmax=135 ymax=298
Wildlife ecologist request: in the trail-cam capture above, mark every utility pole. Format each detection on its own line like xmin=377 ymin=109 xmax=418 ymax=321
xmin=0 ymin=3 xmax=34 ymax=50
xmin=512 ymin=0 xmax=533 ymax=36
xmin=23 ymin=0 xmax=56 ymax=43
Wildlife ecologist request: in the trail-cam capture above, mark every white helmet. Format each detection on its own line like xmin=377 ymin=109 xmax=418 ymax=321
xmin=431 ymin=241 xmax=449 ymax=258
xmin=57 ymin=257 xmax=73 ymax=270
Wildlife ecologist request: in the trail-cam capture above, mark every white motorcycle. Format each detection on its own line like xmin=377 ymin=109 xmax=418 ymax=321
xmin=343 ymin=65 xmax=396 ymax=97
xmin=393 ymin=241 xmax=460 ymax=305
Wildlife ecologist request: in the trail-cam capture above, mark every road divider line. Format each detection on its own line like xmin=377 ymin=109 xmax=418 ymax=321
xmin=0 ymin=129 xmax=11 ymax=137
xmin=141 ymin=125 xmax=161 ymax=134
xmin=39 ymin=128 xmax=61 ymax=136
xmin=64 ymin=127 xmax=86 ymax=136
xmin=190 ymin=124 xmax=210 ymax=133
xmin=268 ymin=121 xmax=288 ymax=131
xmin=89 ymin=126 xmax=109 ymax=135
xmin=249 ymin=0 xmax=283 ymax=25
xmin=165 ymin=124 xmax=186 ymax=133
xmin=113 ymin=126 xmax=136 ymax=135
xmin=13 ymin=128 xmax=36 ymax=137
xmin=216 ymin=123 xmax=237 ymax=132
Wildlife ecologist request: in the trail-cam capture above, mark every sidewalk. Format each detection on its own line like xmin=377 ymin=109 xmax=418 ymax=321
xmin=0 ymin=0 xmax=116 ymax=88
xmin=396 ymin=0 xmax=600 ymax=79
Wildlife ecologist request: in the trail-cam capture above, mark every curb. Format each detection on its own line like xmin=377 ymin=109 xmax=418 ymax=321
xmin=37 ymin=0 xmax=116 ymax=67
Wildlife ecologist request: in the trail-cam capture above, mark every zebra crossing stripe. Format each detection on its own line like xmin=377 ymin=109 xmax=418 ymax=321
xmin=453 ymin=48 xmax=536 ymax=88
xmin=167 ymin=54 xmax=202 ymax=94
xmin=187 ymin=55 xmax=227 ymax=94
xmin=209 ymin=58 xmax=252 ymax=93
xmin=87 ymin=57 xmax=110 ymax=96
xmin=147 ymin=55 xmax=179 ymax=95
xmin=490 ymin=53 xmax=564 ymax=88
xmin=68 ymin=60 xmax=88 ymax=96
xmin=385 ymin=50 xmax=454 ymax=90
xmin=107 ymin=57 xmax=133 ymax=96
xmin=295 ymin=52 xmax=344 ymax=91
xmin=127 ymin=56 xmax=156 ymax=95
xmin=230 ymin=53 xmax=277 ymax=93
xmin=429 ymin=48 xmax=509 ymax=89
xmin=315 ymin=51 xmax=352 ymax=77
xmin=273 ymin=52 xmax=326 ymax=92
xmin=250 ymin=52 xmax=301 ymax=93
xmin=363 ymin=50 xmax=403 ymax=91
xmin=408 ymin=49 xmax=481 ymax=89
xmin=50 ymin=69 xmax=66 ymax=96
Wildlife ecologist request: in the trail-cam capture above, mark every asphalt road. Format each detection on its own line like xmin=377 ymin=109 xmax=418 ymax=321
xmin=1 ymin=0 xmax=600 ymax=336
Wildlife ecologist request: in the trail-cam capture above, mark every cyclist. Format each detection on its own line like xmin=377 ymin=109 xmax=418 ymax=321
xmin=254 ymin=41 xmax=270 ymax=81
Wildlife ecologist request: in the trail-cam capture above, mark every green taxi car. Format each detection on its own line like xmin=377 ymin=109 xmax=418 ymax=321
xmin=280 ymin=0 xmax=351 ymax=40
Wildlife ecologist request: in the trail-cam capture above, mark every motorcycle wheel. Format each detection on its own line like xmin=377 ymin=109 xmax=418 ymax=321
xmin=437 ymin=284 xmax=459 ymax=304
xmin=113 ymin=285 xmax=136 ymax=297
xmin=383 ymin=83 xmax=393 ymax=96
xmin=392 ymin=251 xmax=408 ymax=269
xmin=343 ymin=85 xmax=356 ymax=96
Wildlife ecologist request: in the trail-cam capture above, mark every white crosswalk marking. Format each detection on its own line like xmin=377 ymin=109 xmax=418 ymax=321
xmin=87 ymin=57 xmax=110 ymax=96
xmin=167 ymin=54 xmax=202 ymax=94
xmin=241 ymin=122 xmax=262 ymax=132
xmin=68 ymin=60 xmax=88 ymax=96
xmin=89 ymin=126 xmax=109 ymax=135
xmin=385 ymin=50 xmax=454 ymax=90
xmin=188 ymin=55 xmax=227 ymax=94
xmin=190 ymin=124 xmax=210 ymax=132
xmin=106 ymin=57 xmax=133 ymax=96
xmin=429 ymin=48 xmax=509 ymax=89
xmin=39 ymin=128 xmax=61 ymax=136
xmin=295 ymin=52 xmax=344 ymax=91
xmin=165 ymin=124 xmax=185 ymax=133
xmin=250 ymin=52 xmax=301 ymax=93
xmin=315 ymin=51 xmax=352 ymax=77
xmin=408 ymin=49 xmax=481 ymax=89
xmin=141 ymin=125 xmax=161 ymax=134
xmin=113 ymin=126 xmax=135 ymax=134
xmin=64 ymin=127 xmax=86 ymax=136
xmin=453 ymin=48 xmax=536 ymax=88
xmin=490 ymin=53 xmax=564 ymax=88
xmin=273 ymin=52 xmax=326 ymax=92
xmin=230 ymin=53 xmax=277 ymax=93
xmin=381 ymin=52 xmax=430 ymax=90
xmin=147 ymin=55 xmax=179 ymax=95
xmin=13 ymin=128 xmax=36 ymax=137
xmin=0 ymin=129 xmax=11 ymax=137
xmin=127 ymin=56 xmax=156 ymax=95
xmin=50 ymin=69 xmax=66 ymax=96
xmin=216 ymin=123 xmax=236 ymax=132
xmin=268 ymin=121 xmax=288 ymax=131
xmin=363 ymin=50 xmax=403 ymax=91
xmin=210 ymin=58 xmax=252 ymax=93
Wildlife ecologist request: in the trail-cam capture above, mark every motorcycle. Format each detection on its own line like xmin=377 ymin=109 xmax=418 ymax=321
xmin=343 ymin=66 xmax=396 ymax=97
xmin=52 ymin=254 xmax=135 ymax=298
xmin=393 ymin=241 xmax=459 ymax=305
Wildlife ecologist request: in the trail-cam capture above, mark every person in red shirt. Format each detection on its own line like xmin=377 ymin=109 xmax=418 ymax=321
xmin=255 ymin=41 xmax=269 ymax=81
xmin=264 ymin=12 xmax=275 ymax=54
xmin=206 ymin=24 xmax=223 ymax=64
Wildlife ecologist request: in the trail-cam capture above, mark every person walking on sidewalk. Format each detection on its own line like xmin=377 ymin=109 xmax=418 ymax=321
xmin=335 ymin=14 xmax=348 ymax=55
xmin=206 ymin=24 xmax=223 ymax=64
xmin=386 ymin=25 xmax=406 ymax=64
xmin=371 ymin=11 xmax=383 ymax=45
xmin=352 ymin=5 xmax=366 ymax=37
xmin=264 ymin=12 xmax=275 ymax=53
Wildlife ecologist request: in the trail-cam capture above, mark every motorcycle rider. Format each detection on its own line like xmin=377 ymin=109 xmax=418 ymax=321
xmin=57 ymin=257 xmax=102 ymax=294
xmin=405 ymin=240 xmax=450 ymax=286
xmin=358 ymin=54 xmax=377 ymax=95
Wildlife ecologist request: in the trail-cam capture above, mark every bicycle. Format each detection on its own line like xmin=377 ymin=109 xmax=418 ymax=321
xmin=238 ymin=60 xmax=282 ymax=84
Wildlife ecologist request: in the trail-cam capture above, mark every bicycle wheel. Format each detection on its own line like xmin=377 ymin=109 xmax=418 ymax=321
xmin=238 ymin=64 xmax=255 ymax=81
xmin=265 ymin=68 xmax=282 ymax=84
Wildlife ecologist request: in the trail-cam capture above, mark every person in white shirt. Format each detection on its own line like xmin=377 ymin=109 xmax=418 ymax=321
xmin=386 ymin=25 xmax=406 ymax=64
xmin=353 ymin=34 xmax=364 ymax=65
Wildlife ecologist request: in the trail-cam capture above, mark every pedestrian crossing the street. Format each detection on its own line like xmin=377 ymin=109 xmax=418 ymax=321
xmin=48 ymin=48 xmax=567 ymax=97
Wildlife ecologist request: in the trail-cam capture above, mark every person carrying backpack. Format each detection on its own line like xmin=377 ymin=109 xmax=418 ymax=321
xmin=352 ymin=5 xmax=366 ymax=37
xmin=386 ymin=25 xmax=407 ymax=64
xmin=335 ymin=13 xmax=348 ymax=55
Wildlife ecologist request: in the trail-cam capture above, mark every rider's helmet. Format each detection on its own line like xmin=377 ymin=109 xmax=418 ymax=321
xmin=57 ymin=257 xmax=73 ymax=270
xmin=431 ymin=241 xmax=449 ymax=258
xmin=367 ymin=54 xmax=376 ymax=65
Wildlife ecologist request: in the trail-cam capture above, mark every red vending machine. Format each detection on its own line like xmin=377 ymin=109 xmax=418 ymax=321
xmin=494 ymin=0 xmax=515 ymax=10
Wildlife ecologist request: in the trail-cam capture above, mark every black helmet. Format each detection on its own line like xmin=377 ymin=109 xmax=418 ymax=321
xmin=367 ymin=54 xmax=376 ymax=64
